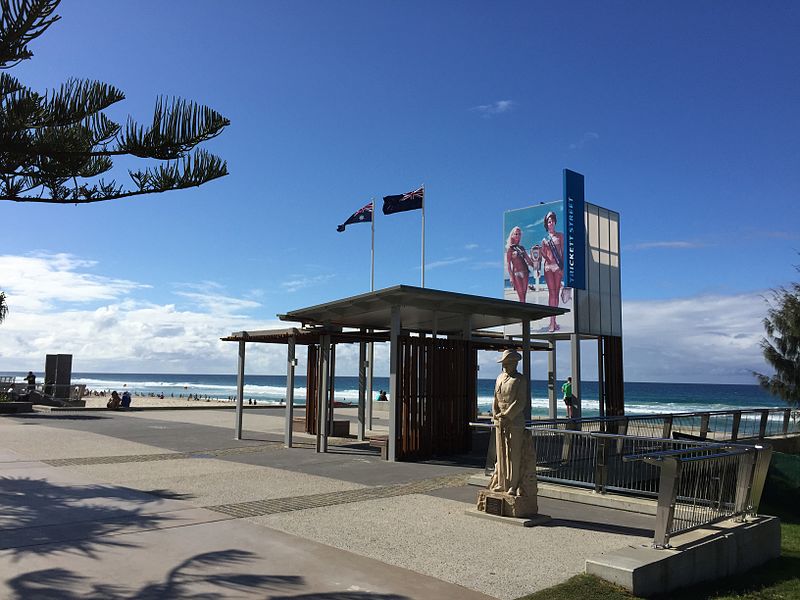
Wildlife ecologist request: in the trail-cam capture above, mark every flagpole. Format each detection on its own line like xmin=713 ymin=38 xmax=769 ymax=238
xmin=421 ymin=183 xmax=425 ymax=288
xmin=367 ymin=198 xmax=375 ymax=432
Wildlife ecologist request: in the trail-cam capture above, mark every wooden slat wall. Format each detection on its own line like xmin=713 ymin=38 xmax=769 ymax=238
xmin=305 ymin=344 xmax=318 ymax=434
xmin=395 ymin=336 xmax=476 ymax=461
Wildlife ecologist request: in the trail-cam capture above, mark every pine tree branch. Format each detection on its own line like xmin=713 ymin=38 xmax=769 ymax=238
xmin=0 ymin=150 xmax=228 ymax=203
xmin=0 ymin=0 xmax=60 ymax=68
xmin=120 ymin=97 xmax=230 ymax=159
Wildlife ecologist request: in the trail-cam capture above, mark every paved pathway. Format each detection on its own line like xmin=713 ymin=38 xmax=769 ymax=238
xmin=0 ymin=409 xmax=653 ymax=599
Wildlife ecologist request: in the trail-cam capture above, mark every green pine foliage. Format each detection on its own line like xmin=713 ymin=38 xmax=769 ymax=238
xmin=0 ymin=290 xmax=7 ymax=323
xmin=755 ymin=263 xmax=800 ymax=410
xmin=0 ymin=0 xmax=229 ymax=204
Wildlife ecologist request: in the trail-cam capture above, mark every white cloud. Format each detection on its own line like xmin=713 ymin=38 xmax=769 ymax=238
xmin=173 ymin=291 xmax=261 ymax=314
xmin=569 ymin=131 xmax=599 ymax=150
xmin=465 ymin=243 xmax=480 ymax=250
xmin=473 ymin=292 xmax=770 ymax=385
xmin=621 ymin=292 xmax=768 ymax=383
xmin=0 ymin=253 xmax=146 ymax=311
xmin=0 ymin=253 xmax=282 ymax=373
xmin=471 ymin=100 xmax=515 ymax=117
xmin=626 ymin=241 xmax=707 ymax=251
xmin=425 ymin=257 xmax=469 ymax=270
xmin=0 ymin=253 xmax=772 ymax=383
xmin=280 ymin=274 xmax=335 ymax=293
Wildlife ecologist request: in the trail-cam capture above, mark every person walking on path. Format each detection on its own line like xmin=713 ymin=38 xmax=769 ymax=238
xmin=561 ymin=376 xmax=575 ymax=419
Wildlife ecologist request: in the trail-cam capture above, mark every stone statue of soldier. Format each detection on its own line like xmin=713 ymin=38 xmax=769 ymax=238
xmin=477 ymin=349 xmax=539 ymax=518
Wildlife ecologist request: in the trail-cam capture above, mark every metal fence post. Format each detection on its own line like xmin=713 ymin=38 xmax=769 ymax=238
xmin=653 ymin=457 xmax=681 ymax=548
xmin=662 ymin=415 xmax=673 ymax=439
xmin=747 ymin=445 xmax=773 ymax=517
xmin=783 ymin=409 xmax=791 ymax=435
xmin=700 ymin=413 xmax=710 ymax=439
xmin=758 ymin=410 xmax=769 ymax=439
xmin=731 ymin=411 xmax=742 ymax=441
xmin=594 ymin=436 xmax=609 ymax=494
xmin=733 ymin=449 xmax=757 ymax=520
xmin=615 ymin=417 xmax=628 ymax=455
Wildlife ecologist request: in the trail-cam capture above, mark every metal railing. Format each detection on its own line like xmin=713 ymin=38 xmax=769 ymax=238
xmin=626 ymin=443 xmax=772 ymax=547
xmin=473 ymin=422 xmax=773 ymax=548
xmin=524 ymin=408 xmax=796 ymax=441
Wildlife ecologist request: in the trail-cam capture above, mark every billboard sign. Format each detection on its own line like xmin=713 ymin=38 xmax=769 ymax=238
xmin=504 ymin=200 xmax=575 ymax=334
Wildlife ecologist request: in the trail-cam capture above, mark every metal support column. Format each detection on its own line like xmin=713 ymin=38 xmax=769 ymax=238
xmin=329 ymin=343 xmax=336 ymax=431
xmin=388 ymin=305 xmax=400 ymax=462
xmin=570 ymin=333 xmax=581 ymax=419
xmin=367 ymin=340 xmax=374 ymax=431
xmin=234 ymin=340 xmax=246 ymax=440
xmin=358 ymin=340 xmax=366 ymax=441
xmin=597 ymin=337 xmax=605 ymax=419
xmin=522 ymin=319 xmax=531 ymax=421
xmin=284 ymin=335 xmax=296 ymax=448
xmin=317 ymin=334 xmax=331 ymax=453
xmin=548 ymin=340 xmax=557 ymax=418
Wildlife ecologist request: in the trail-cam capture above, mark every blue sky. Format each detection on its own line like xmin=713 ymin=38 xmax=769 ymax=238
xmin=1 ymin=1 xmax=798 ymax=383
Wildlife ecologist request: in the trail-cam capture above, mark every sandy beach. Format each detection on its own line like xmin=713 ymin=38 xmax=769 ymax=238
xmin=80 ymin=395 xmax=242 ymax=409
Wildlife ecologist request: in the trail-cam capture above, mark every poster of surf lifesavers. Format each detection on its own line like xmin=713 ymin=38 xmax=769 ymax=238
xmin=503 ymin=201 xmax=574 ymax=334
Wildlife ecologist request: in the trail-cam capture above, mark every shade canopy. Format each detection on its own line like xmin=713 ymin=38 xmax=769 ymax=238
xmin=277 ymin=285 xmax=566 ymax=334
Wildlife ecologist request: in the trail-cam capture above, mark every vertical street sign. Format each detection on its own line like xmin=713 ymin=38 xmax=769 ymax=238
xmin=563 ymin=169 xmax=586 ymax=290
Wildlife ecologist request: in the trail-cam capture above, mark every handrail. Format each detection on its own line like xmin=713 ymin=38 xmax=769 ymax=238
xmin=472 ymin=421 xmax=773 ymax=548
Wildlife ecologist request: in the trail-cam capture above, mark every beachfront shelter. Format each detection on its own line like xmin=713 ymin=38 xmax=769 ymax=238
xmin=223 ymin=285 xmax=566 ymax=462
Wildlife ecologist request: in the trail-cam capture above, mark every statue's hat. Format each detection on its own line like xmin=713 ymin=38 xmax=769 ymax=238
xmin=497 ymin=349 xmax=522 ymax=363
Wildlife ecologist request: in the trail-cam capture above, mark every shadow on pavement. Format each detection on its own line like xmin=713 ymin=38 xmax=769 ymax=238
xmin=6 ymin=549 xmax=410 ymax=599
xmin=6 ymin=550 xmax=304 ymax=599
xmin=546 ymin=517 xmax=653 ymax=538
xmin=0 ymin=477 xmax=178 ymax=558
xmin=5 ymin=413 xmax=108 ymax=421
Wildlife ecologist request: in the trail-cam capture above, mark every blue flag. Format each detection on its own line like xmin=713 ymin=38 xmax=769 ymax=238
xmin=337 ymin=202 xmax=373 ymax=232
xmin=382 ymin=187 xmax=424 ymax=215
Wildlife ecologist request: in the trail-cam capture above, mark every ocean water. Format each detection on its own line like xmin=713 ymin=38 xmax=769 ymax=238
xmin=2 ymin=372 xmax=785 ymax=417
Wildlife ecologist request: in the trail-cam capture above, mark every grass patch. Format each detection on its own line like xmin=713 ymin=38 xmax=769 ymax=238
xmin=515 ymin=503 xmax=799 ymax=600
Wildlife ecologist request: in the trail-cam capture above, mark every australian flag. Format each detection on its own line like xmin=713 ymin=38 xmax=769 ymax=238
xmin=337 ymin=202 xmax=373 ymax=232
xmin=382 ymin=187 xmax=424 ymax=215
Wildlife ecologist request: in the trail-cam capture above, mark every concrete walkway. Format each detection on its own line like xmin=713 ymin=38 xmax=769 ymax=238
xmin=0 ymin=409 xmax=653 ymax=599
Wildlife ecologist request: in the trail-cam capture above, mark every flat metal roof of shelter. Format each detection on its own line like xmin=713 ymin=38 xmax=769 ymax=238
xmin=276 ymin=285 xmax=567 ymax=333
xmin=221 ymin=327 xmax=389 ymax=345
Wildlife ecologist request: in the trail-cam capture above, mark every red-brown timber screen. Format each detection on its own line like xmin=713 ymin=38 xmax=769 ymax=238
xmin=395 ymin=336 xmax=477 ymax=461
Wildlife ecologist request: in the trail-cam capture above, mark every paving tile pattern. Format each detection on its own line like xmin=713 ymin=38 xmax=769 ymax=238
xmin=42 ymin=442 xmax=283 ymax=466
xmin=206 ymin=473 xmax=473 ymax=518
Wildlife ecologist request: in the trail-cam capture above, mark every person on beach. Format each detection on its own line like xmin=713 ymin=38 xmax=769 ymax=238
xmin=25 ymin=371 xmax=36 ymax=392
xmin=540 ymin=211 xmax=569 ymax=331
xmin=377 ymin=390 xmax=388 ymax=402
xmin=506 ymin=226 xmax=536 ymax=303
xmin=106 ymin=391 xmax=122 ymax=410
xmin=561 ymin=377 xmax=575 ymax=419
xmin=121 ymin=390 xmax=131 ymax=409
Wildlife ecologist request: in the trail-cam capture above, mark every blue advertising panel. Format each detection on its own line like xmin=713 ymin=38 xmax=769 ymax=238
xmin=563 ymin=169 xmax=586 ymax=290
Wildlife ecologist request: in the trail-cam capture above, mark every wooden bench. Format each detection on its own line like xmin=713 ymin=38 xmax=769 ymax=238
xmin=369 ymin=436 xmax=389 ymax=460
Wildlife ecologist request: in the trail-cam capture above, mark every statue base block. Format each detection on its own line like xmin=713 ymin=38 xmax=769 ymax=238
xmin=477 ymin=490 xmax=539 ymax=519
xmin=465 ymin=508 xmax=551 ymax=528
